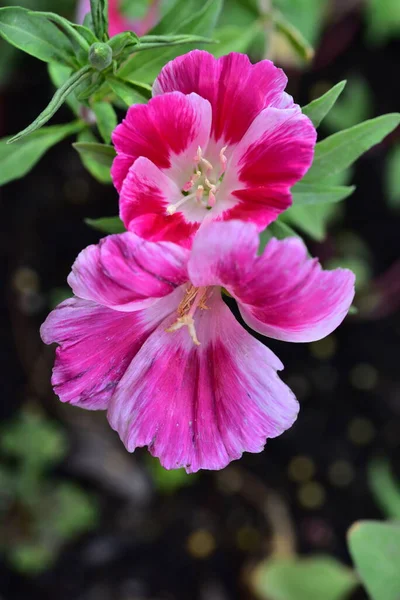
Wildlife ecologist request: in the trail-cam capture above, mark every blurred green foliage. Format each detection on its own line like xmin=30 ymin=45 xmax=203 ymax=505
xmin=0 ymin=409 xmax=98 ymax=574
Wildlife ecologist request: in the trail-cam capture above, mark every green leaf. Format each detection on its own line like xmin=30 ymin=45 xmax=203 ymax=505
xmin=272 ymin=10 xmax=315 ymax=62
xmin=348 ymin=521 xmax=400 ymax=600
xmin=304 ymin=114 xmax=400 ymax=182
xmin=292 ymin=182 xmax=355 ymax=205
xmin=0 ymin=7 xmax=76 ymax=67
xmin=92 ymin=101 xmax=117 ymax=143
xmin=208 ymin=23 xmax=262 ymax=57
xmin=302 ymin=81 xmax=347 ymax=128
xmin=283 ymin=203 xmax=341 ymax=241
xmin=108 ymin=31 xmax=138 ymax=57
xmin=8 ymin=66 xmax=92 ymax=143
xmin=90 ymin=0 xmax=109 ymax=41
xmin=323 ymin=78 xmax=373 ymax=132
xmin=48 ymin=63 xmax=80 ymax=116
xmin=368 ymin=459 xmax=400 ymax=519
xmin=118 ymin=0 xmax=222 ymax=83
xmin=150 ymin=0 xmax=203 ymax=35
xmin=251 ymin=556 xmax=357 ymax=600
xmin=75 ymin=132 xmax=113 ymax=183
xmin=85 ymin=216 xmax=126 ymax=233
xmin=385 ymin=144 xmax=400 ymax=209
xmin=31 ymin=11 xmax=90 ymax=57
xmin=259 ymin=220 xmax=301 ymax=253
xmin=0 ymin=121 xmax=83 ymax=186
xmin=108 ymin=76 xmax=150 ymax=106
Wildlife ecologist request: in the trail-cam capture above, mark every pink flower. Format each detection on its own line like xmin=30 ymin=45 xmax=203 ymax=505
xmin=41 ymin=221 xmax=354 ymax=473
xmin=77 ymin=0 xmax=160 ymax=37
xmin=112 ymin=51 xmax=317 ymax=247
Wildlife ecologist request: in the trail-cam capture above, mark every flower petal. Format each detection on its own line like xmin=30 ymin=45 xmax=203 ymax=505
xmin=41 ymin=290 xmax=183 ymax=409
xmin=108 ymin=292 xmax=298 ymax=473
xmin=120 ymin=157 xmax=198 ymax=247
xmin=238 ymin=237 xmax=356 ymax=342
xmin=218 ymin=107 xmax=317 ymax=230
xmin=153 ymin=51 xmax=293 ymax=145
xmin=111 ymin=91 xmax=212 ymax=191
xmin=68 ymin=231 xmax=189 ymax=311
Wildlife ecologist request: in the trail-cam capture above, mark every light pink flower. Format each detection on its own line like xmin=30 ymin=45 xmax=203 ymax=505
xmin=112 ymin=51 xmax=317 ymax=247
xmin=77 ymin=0 xmax=160 ymax=37
xmin=41 ymin=221 xmax=354 ymax=472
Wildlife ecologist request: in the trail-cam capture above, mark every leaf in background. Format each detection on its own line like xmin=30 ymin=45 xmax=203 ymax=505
xmin=85 ymin=216 xmax=126 ymax=233
xmin=90 ymin=0 xmax=109 ymax=41
xmin=75 ymin=131 xmax=114 ymax=183
xmin=108 ymin=76 xmax=150 ymax=106
xmin=348 ymin=521 xmax=400 ymax=600
xmin=48 ymin=63 xmax=80 ymax=116
xmin=150 ymin=0 xmax=203 ymax=35
xmin=272 ymin=10 xmax=314 ymax=62
xmin=92 ymin=101 xmax=117 ymax=143
xmin=365 ymin=0 xmax=400 ymax=45
xmin=304 ymin=114 xmax=400 ymax=182
xmin=118 ymin=0 xmax=222 ymax=83
xmin=51 ymin=482 xmax=98 ymax=539
xmin=258 ymin=219 xmax=302 ymax=254
xmin=302 ymin=81 xmax=347 ymax=128
xmin=368 ymin=459 xmax=400 ymax=519
xmin=0 ymin=121 xmax=83 ymax=186
xmin=0 ymin=6 xmax=77 ymax=67
xmin=385 ymin=144 xmax=400 ymax=209
xmin=32 ymin=10 xmax=91 ymax=58
xmin=323 ymin=78 xmax=373 ymax=132
xmin=292 ymin=182 xmax=355 ymax=205
xmin=147 ymin=455 xmax=197 ymax=494
xmin=8 ymin=65 xmax=92 ymax=143
xmin=282 ymin=203 xmax=342 ymax=241
xmin=208 ymin=23 xmax=262 ymax=57
xmin=251 ymin=556 xmax=357 ymax=600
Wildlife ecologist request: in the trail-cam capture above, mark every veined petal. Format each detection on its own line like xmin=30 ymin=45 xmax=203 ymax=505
xmin=68 ymin=231 xmax=189 ymax=311
xmin=40 ymin=293 xmax=182 ymax=409
xmin=219 ymin=107 xmax=317 ymax=230
xmin=120 ymin=157 xmax=198 ymax=247
xmin=111 ymin=91 xmax=212 ymax=191
xmin=238 ymin=237 xmax=356 ymax=342
xmin=108 ymin=292 xmax=298 ymax=473
xmin=153 ymin=51 xmax=293 ymax=145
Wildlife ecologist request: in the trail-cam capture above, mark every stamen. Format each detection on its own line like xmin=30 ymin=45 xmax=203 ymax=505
xmin=194 ymin=146 xmax=202 ymax=162
xmin=167 ymin=285 xmax=209 ymax=345
xmin=166 ymin=315 xmax=200 ymax=346
xmin=219 ymin=145 xmax=228 ymax=177
xmin=208 ymin=190 xmax=216 ymax=207
xmin=196 ymin=185 xmax=204 ymax=203
xmin=204 ymin=177 xmax=216 ymax=193
xmin=166 ymin=191 xmax=196 ymax=215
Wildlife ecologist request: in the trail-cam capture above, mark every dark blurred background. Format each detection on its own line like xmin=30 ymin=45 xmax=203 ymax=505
xmin=0 ymin=1 xmax=399 ymax=598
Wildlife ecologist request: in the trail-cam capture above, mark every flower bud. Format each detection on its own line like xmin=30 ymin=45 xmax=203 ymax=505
xmin=89 ymin=43 xmax=113 ymax=71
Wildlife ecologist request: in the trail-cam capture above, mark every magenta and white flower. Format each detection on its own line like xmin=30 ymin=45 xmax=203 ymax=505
xmin=41 ymin=221 xmax=354 ymax=473
xmin=112 ymin=51 xmax=317 ymax=247
xmin=77 ymin=0 xmax=160 ymax=37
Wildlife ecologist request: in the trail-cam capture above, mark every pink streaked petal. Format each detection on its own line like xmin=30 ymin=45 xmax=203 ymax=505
xmin=111 ymin=92 xmax=212 ymax=191
xmin=68 ymin=231 xmax=189 ymax=311
xmin=108 ymin=293 xmax=298 ymax=473
xmin=188 ymin=220 xmax=259 ymax=288
xmin=237 ymin=237 xmax=356 ymax=343
xmin=153 ymin=51 xmax=293 ymax=145
xmin=40 ymin=297 xmax=164 ymax=409
xmin=126 ymin=213 xmax=199 ymax=248
xmin=220 ymin=107 xmax=316 ymax=226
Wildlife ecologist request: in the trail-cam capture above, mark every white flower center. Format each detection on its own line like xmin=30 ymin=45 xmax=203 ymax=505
xmin=166 ymin=145 xmax=228 ymax=216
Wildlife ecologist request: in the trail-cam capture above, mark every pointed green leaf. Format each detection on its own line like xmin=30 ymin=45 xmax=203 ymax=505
xmin=73 ymin=140 xmax=116 ymax=166
xmin=292 ymin=182 xmax=355 ymax=205
xmin=48 ymin=63 xmax=80 ymax=116
xmin=302 ymin=81 xmax=347 ymax=128
xmin=92 ymin=102 xmax=117 ymax=143
xmin=251 ymin=556 xmax=357 ymax=600
xmin=368 ymin=459 xmax=400 ymax=520
xmin=90 ymin=0 xmax=109 ymax=41
xmin=386 ymin=144 xmax=400 ymax=209
xmin=0 ymin=7 xmax=76 ymax=67
xmin=304 ymin=113 xmax=400 ymax=182
xmin=150 ymin=0 xmax=201 ymax=35
xmin=75 ymin=131 xmax=113 ymax=183
xmin=8 ymin=66 xmax=92 ymax=144
xmin=85 ymin=216 xmax=125 ymax=233
xmin=31 ymin=11 xmax=90 ymax=55
xmin=108 ymin=77 xmax=150 ymax=106
xmin=108 ymin=31 xmax=138 ymax=57
xmin=0 ymin=121 xmax=83 ymax=187
xmin=272 ymin=10 xmax=314 ymax=62
xmin=118 ymin=0 xmax=222 ymax=83
xmin=283 ymin=203 xmax=340 ymax=241
xmin=348 ymin=521 xmax=400 ymax=600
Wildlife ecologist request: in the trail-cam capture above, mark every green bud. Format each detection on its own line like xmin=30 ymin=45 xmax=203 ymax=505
xmin=89 ymin=43 xmax=113 ymax=71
